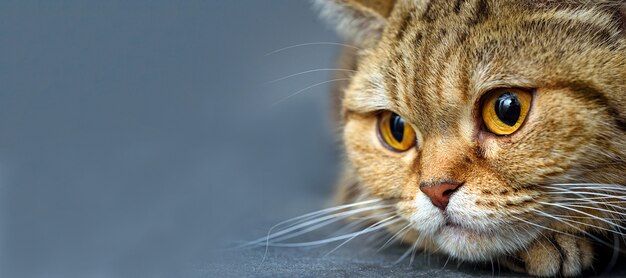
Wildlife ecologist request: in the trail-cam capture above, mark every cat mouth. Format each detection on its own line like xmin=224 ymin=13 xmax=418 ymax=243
xmin=442 ymin=214 xmax=471 ymax=230
xmin=443 ymin=221 xmax=464 ymax=229
xmin=440 ymin=219 xmax=496 ymax=237
xmin=443 ymin=221 xmax=473 ymax=231
xmin=443 ymin=218 xmax=460 ymax=226
xmin=440 ymin=218 xmax=467 ymax=231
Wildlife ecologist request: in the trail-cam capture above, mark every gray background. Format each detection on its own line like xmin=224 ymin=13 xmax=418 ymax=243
xmin=0 ymin=1 xmax=342 ymax=277
xmin=0 ymin=1 xmax=623 ymax=277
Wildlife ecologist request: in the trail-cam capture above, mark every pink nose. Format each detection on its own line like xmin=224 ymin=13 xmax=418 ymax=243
xmin=420 ymin=182 xmax=462 ymax=210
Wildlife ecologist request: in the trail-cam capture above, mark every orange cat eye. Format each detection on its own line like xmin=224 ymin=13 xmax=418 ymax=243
xmin=481 ymin=89 xmax=532 ymax=135
xmin=377 ymin=111 xmax=416 ymax=152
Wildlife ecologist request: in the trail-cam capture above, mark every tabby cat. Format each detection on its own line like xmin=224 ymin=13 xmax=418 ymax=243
xmin=312 ymin=0 xmax=626 ymax=276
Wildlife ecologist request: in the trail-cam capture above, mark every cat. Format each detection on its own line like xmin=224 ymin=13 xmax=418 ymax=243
xmin=310 ymin=0 xmax=626 ymax=276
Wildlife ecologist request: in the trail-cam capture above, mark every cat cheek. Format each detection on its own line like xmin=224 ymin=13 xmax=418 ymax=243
xmin=343 ymin=115 xmax=412 ymax=198
xmin=477 ymin=132 xmax=502 ymax=159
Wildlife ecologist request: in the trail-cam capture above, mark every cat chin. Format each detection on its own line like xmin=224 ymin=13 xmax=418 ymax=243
xmin=434 ymin=224 xmax=537 ymax=261
xmin=405 ymin=194 xmax=540 ymax=261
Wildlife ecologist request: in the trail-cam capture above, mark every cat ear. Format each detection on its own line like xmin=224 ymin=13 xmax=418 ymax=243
xmin=313 ymin=0 xmax=396 ymax=48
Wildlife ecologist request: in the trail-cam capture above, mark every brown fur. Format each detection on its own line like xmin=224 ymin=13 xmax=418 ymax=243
xmin=315 ymin=0 xmax=626 ymax=276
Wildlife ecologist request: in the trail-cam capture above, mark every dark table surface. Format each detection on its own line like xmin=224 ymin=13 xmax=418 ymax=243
xmin=2 ymin=1 xmax=625 ymax=277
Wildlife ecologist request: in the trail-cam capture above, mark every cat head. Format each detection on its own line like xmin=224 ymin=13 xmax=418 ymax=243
xmin=316 ymin=0 xmax=626 ymax=260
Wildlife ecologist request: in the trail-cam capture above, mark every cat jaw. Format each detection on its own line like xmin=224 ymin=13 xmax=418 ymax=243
xmin=398 ymin=192 xmax=541 ymax=261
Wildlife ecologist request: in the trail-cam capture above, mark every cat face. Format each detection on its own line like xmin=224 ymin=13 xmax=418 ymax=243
xmin=319 ymin=0 xmax=626 ymax=262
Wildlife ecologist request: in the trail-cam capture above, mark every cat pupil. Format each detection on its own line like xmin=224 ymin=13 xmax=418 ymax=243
xmin=495 ymin=92 xmax=521 ymax=126
xmin=390 ymin=113 xmax=405 ymax=142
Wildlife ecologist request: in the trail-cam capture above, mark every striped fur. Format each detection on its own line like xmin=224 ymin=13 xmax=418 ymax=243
xmin=317 ymin=0 xmax=626 ymax=276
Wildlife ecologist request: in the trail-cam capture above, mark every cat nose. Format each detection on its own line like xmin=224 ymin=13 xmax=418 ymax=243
xmin=419 ymin=182 xmax=462 ymax=210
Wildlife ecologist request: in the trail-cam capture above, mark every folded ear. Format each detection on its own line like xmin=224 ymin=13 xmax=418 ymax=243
xmin=313 ymin=0 xmax=396 ymax=48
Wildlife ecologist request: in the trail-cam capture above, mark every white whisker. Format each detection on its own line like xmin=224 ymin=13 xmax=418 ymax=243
xmin=269 ymin=217 xmax=346 ymax=243
xmin=260 ymin=204 xmax=393 ymax=244
xmin=549 ymin=197 xmax=626 ymax=214
xmin=552 ymin=214 xmax=624 ymax=221
xmin=241 ymin=199 xmax=386 ymax=248
xmin=324 ymin=216 xmax=400 ymax=256
xmin=552 ymin=183 xmax=625 ymax=188
xmin=267 ymin=68 xmax=356 ymax=84
xmin=547 ymin=184 xmax=626 ymax=194
xmin=410 ymin=238 xmax=420 ymax=266
xmin=552 ymin=197 xmax=626 ymax=203
xmin=377 ymin=223 xmax=412 ymax=252
xmin=441 ymin=256 xmax=451 ymax=270
xmin=528 ymin=209 xmax=620 ymax=251
xmin=264 ymin=42 xmax=360 ymax=56
xmin=544 ymin=189 xmax=626 ymax=201
xmin=272 ymin=78 xmax=351 ymax=106
xmin=539 ymin=201 xmax=626 ymax=221
xmin=395 ymin=235 xmax=422 ymax=265
xmin=509 ymin=214 xmax=583 ymax=239
xmin=330 ymin=212 xmax=394 ymax=236
xmin=268 ymin=198 xmax=382 ymax=231
xmin=533 ymin=209 xmax=625 ymax=237
xmin=262 ymin=218 xmax=399 ymax=248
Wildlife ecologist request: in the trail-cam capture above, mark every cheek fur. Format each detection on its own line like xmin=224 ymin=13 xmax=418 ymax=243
xmin=488 ymin=88 xmax=616 ymax=186
xmin=343 ymin=113 xmax=419 ymax=199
